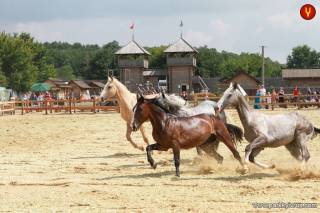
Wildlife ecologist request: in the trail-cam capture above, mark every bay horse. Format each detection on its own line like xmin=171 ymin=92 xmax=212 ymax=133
xmin=100 ymin=76 xmax=149 ymax=151
xmin=131 ymin=93 xmax=247 ymax=177
xmin=157 ymin=92 xmax=243 ymax=162
xmin=217 ymin=82 xmax=320 ymax=170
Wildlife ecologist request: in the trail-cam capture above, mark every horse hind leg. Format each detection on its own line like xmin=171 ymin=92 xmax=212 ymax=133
xmin=126 ymin=124 xmax=144 ymax=151
xmin=139 ymin=125 xmax=150 ymax=145
xmin=215 ymin=129 xmax=247 ymax=173
xmin=199 ymin=139 xmax=223 ymax=164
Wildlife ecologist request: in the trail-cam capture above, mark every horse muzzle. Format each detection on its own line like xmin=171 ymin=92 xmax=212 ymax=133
xmin=131 ymin=122 xmax=139 ymax=132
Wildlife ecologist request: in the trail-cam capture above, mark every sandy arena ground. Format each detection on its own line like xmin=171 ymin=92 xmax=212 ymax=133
xmin=0 ymin=109 xmax=320 ymax=212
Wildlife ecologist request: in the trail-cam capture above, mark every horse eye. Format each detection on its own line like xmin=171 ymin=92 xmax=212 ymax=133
xmin=108 ymin=86 xmax=112 ymax=89
xmin=228 ymin=94 xmax=232 ymax=98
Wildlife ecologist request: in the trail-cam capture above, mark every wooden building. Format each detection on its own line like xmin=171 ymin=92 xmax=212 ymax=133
xmin=222 ymin=71 xmax=261 ymax=95
xmin=69 ymin=80 xmax=91 ymax=100
xmin=45 ymin=78 xmax=71 ymax=99
xmin=282 ymin=69 xmax=320 ymax=88
xmin=116 ymin=39 xmax=150 ymax=92
xmin=87 ymin=81 xmax=105 ymax=96
xmin=164 ymin=37 xmax=198 ymax=94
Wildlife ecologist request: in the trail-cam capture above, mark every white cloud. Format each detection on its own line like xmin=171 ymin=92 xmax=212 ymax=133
xmin=267 ymin=12 xmax=296 ymax=29
xmin=184 ymin=30 xmax=212 ymax=46
xmin=210 ymin=19 xmax=230 ymax=35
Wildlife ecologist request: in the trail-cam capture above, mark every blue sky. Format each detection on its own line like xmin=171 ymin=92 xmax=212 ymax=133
xmin=1 ymin=0 xmax=319 ymax=63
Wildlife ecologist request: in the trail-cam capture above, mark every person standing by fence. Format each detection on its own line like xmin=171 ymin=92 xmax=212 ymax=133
xmin=293 ymin=86 xmax=299 ymax=106
xmin=254 ymin=89 xmax=261 ymax=109
xmin=278 ymin=87 xmax=285 ymax=107
xmin=271 ymin=88 xmax=277 ymax=110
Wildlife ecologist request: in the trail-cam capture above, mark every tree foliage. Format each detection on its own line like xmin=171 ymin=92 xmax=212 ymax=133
xmin=287 ymin=45 xmax=320 ymax=68
xmin=0 ymin=31 xmax=295 ymax=92
xmin=0 ymin=32 xmax=56 ymax=92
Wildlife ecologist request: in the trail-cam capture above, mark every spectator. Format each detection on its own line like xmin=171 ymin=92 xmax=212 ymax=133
xmin=266 ymin=92 xmax=271 ymax=109
xmin=293 ymin=86 xmax=299 ymax=105
xmin=278 ymin=87 xmax=285 ymax=106
xmin=271 ymin=88 xmax=277 ymax=110
xmin=180 ymin=91 xmax=188 ymax=101
xmin=307 ymin=87 xmax=312 ymax=101
xmin=254 ymin=89 xmax=261 ymax=109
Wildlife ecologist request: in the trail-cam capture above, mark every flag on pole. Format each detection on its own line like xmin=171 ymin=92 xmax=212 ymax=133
xmin=179 ymin=20 xmax=183 ymax=27
xmin=130 ymin=23 xmax=135 ymax=29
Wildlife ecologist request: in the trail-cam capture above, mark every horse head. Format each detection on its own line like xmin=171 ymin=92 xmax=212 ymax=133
xmin=131 ymin=92 xmax=161 ymax=131
xmin=100 ymin=76 xmax=117 ymax=99
xmin=217 ymin=82 xmax=247 ymax=111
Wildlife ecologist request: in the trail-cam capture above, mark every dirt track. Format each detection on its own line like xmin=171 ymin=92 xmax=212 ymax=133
xmin=0 ymin=109 xmax=319 ymax=212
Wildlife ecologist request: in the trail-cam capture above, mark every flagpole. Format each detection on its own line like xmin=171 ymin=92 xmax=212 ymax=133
xmin=180 ymin=20 xmax=183 ymax=38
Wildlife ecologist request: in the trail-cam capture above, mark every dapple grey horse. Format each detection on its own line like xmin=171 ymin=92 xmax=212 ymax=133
xmin=217 ymin=82 xmax=320 ymax=170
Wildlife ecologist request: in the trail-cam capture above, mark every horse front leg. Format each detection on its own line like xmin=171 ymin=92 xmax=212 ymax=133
xmin=146 ymin=144 xmax=161 ymax=169
xmin=172 ymin=142 xmax=181 ymax=177
xmin=245 ymin=136 xmax=274 ymax=169
xmin=126 ymin=124 xmax=144 ymax=151
xmin=139 ymin=125 xmax=149 ymax=145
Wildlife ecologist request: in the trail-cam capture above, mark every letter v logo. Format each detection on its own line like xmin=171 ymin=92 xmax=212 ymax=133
xmin=300 ymin=4 xmax=316 ymax=20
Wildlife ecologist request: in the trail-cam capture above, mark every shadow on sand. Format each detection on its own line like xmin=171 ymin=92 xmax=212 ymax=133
xmin=71 ymin=152 xmax=145 ymax=160
xmin=95 ymin=170 xmax=278 ymax=182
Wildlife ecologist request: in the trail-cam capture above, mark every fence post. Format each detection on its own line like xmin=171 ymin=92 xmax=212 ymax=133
xmin=45 ymin=100 xmax=48 ymax=115
xmin=93 ymin=98 xmax=96 ymax=113
xmin=69 ymin=99 xmax=72 ymax=114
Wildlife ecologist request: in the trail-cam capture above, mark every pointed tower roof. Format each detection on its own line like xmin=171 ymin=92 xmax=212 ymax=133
xmin=115 ymin=40 xmax=151 ymax=55
xmin=164 ymin=37 xmax=198 ymax=53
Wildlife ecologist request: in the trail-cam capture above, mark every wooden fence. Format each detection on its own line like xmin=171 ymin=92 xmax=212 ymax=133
xmin=0 ymin=99 xmax=119 ymax=115
xmin=1 ymin=93 xmax=319 ymax=116
xmin=191 ymin=93 xmax=320 ymax=109
xmin=0 ymin=101 xmax=15 ymax=116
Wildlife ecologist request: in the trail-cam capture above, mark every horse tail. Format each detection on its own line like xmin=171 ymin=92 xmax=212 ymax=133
xmin=226 ymin=123 xmax=243 ymax=145
xmin=314 ymin=127 xmax=320 ymax=137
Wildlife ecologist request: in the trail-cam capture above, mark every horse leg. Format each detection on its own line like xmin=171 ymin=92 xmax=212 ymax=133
xmin=172 ymin=142 xmax=181 ymax=177
xmin=196 ymin=147 xmax=204 ymax=155
xmin=199 ymin=140 xmax=223 ymax=164
xmin=285 ymin=140 xmax=303 ymax=161
xmin=294 ymin=132 xmax=312 ymax=169
xmin=249 ymin=147 xmax=275 ymax=169
xmin=245 ymin=136 xmax=273 ymax=169
xmin=146 ymin=144 xmax=160 ymax=169
xmin=216 ymin=130 xmax=246 ymax=173
xmin=139 ymin=125 xmax=149 ymax=145
xmin=126 ymin=124 xmax=144 ymax=151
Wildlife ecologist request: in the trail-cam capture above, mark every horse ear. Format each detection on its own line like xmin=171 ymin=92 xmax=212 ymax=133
xmin=233 ymin=82 xmax=238 ymax=90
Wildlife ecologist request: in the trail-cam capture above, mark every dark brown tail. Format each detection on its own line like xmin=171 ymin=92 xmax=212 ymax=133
xmin=314 ymin=127 xmax=320 ymax=136
xmin=226 ymin=123 xmax=243 ymax=145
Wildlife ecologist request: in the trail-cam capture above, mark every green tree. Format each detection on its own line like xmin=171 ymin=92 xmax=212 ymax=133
xmin=0 ymin=32 xmax=56 ymax=92
xmin=146 ymin=46 xmax=167 ymax=69
xmin=56 ymin=65 xmax=76 ymax=80
xmin=287 ymin=45 xmax=320 ymax=68
xmin=85 ymin=41 xmax=119 ymax=79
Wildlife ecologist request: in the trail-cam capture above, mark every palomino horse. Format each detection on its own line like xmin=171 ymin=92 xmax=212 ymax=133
xmin=100 ymin=76 xmax=149 ymax=151
xmin=131 ymin=93 xmax=246 ymax=177
xmin=217 ymin=82 xmax=320 ymax=170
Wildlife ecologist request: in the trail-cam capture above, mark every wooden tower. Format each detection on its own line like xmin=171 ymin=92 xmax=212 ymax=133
xmin=164 ymin=37 xmax=198 ymax=94
xmin=116 ymin=40 xmax=150 ymax=92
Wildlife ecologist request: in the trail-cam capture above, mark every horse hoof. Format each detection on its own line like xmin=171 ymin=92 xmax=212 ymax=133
xmin=152 ymin=163 xmax=157 ymax=169
xmin=236 ymin=167 xmax=249 ymax=175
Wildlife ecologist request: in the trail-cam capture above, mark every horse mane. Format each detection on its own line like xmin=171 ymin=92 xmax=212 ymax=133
xmin=110 ymin=77 xmax=133 ymax=95
xmin=158 ymin=94 xmax=188 ymax=114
